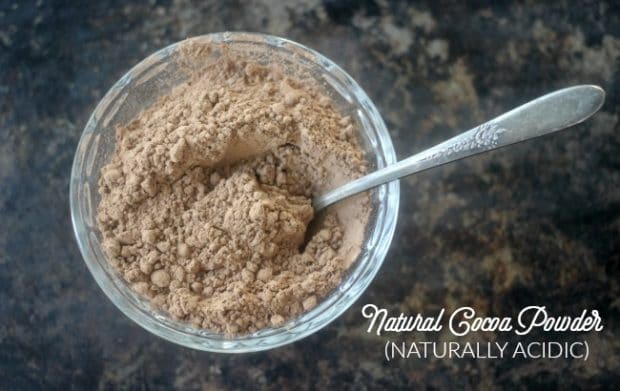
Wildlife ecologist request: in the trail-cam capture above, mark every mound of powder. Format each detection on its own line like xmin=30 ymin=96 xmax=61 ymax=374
xmin=97 ymin=38 xmax=370 ymax=335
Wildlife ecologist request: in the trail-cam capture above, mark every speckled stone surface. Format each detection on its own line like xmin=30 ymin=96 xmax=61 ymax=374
xmin=1 ymin=0 xmax=619 ymax=389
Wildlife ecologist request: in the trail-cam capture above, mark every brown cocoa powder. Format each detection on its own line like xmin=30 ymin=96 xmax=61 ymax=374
xmin=97 ymin=39 xmax=370 ymax=335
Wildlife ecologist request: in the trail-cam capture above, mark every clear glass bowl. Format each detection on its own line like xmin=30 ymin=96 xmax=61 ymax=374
xmin=70 ymin=32 xmax=399 ymax=352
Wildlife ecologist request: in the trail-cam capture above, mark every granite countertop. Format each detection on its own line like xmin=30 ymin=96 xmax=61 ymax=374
xmin=1 ymin=1 xmax=619 ymax=389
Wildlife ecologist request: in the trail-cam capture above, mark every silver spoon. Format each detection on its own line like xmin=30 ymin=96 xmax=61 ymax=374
xmin=314 ymin=85 xmax=605 ymax=211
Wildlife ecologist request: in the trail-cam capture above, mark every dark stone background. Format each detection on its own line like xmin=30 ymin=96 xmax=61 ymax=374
xmin=1 ymin=0 xmax=619 ymax=389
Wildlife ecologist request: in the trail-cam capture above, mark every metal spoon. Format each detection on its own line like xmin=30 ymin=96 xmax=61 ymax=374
xmin=313 ymin=85 xmax=605 ymax=211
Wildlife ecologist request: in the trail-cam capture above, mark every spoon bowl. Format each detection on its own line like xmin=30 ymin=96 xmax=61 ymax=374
xmin=70 ymin=32 xmax=399 ymax=352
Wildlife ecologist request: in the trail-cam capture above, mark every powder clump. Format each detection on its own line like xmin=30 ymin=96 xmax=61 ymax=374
xmin=97 ymin=38 xmax=370 ymax=335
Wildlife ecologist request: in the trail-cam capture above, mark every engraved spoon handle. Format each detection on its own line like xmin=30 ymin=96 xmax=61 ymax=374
xmin=314 ymin=85 xmax=605 ymax=211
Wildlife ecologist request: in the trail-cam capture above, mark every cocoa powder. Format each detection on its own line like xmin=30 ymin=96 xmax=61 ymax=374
xmin=97 ymin=39 xmax=370 ymax=335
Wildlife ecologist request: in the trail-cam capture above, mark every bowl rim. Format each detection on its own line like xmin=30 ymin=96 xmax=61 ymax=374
xmin=70 ymin=31 xmax=400 ymax=352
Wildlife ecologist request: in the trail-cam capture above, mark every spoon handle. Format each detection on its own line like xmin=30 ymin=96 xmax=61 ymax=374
xmin=314 ymin=85 xmax=605 ymax=211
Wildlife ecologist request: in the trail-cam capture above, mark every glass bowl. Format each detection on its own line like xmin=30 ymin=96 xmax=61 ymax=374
xmin=70 ymin=32 xmax=399 ymax=352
